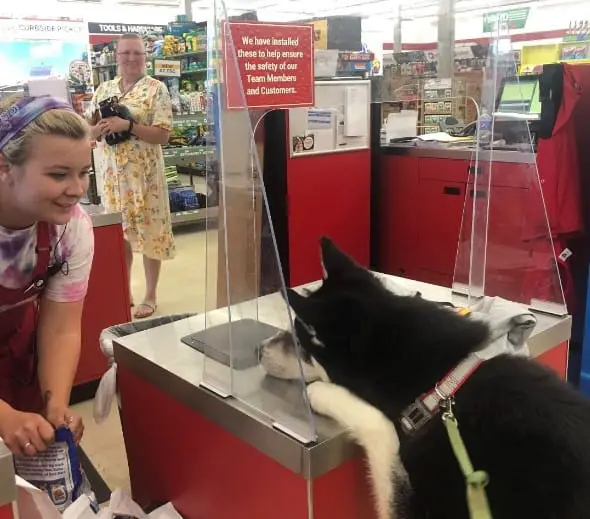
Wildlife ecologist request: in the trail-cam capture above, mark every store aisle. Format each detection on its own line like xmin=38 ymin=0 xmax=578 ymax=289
xmin=76 ymin=400 xmax=130 ymax=493
xmin=131 ymin=226 xmax=218 ymax=316
xmin=74 ymin=225 xmax=216 ymax=495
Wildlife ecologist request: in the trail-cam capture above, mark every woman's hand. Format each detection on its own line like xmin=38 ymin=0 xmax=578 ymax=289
xmin=0 ymin=401 xmax=54 ymax=457
xmin=90 ymin=123 xmax=108 ymax=140
xmin=44 ymin=403 xmax=84 ymax=445
xmin=100 ymin=117 xmax=131 ymax=135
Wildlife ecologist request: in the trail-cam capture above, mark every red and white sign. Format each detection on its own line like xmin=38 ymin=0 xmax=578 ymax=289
xmin=223 ymin=21 xmax=315 ymax=110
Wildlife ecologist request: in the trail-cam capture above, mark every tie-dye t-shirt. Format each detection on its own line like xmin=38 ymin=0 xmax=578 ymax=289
xmin=0 ymin=204 xmax=94 ymax=307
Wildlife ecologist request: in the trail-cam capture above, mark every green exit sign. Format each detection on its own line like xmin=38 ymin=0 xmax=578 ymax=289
xmin=483 ymin=7 xmax=530 ymax=33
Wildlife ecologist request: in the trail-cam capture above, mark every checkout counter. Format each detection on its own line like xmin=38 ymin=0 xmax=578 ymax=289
xmin=377 ymin=144 xmax=538 ymax=289
xmin=0 ymin=443 xmax=15 ymax=519
xmin=113 ymin=274 xmax=571 ymax=519
xmin=375 ymin=63 xmax=590 ymax=306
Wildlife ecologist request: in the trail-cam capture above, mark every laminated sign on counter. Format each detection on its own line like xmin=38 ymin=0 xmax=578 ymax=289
xmin=14 ymin=428 xmax=97 ymax=513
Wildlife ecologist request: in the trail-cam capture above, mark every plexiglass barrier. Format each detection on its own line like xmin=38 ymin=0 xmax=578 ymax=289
xmin=453 ymin=22 xmax=567 ymax=316
xmin=193 ymin=0 xmax=317 ymax=444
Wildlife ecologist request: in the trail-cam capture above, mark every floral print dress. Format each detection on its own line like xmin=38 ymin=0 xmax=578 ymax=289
xmin=88 ymin=76 xmax=176 ymax=260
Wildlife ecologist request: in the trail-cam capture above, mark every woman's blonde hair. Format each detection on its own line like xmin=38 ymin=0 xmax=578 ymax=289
xmin=0 ymin=94 xmax=89 ymax=166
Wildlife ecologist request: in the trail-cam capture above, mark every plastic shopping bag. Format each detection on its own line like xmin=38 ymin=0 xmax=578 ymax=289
xmin=90 ymin=489 xmax=183 ymax=518
xmin=17 ymin=479 xmax=183 ymax=519
xmin=94 ymin=363 xmax=117 ymax=424
xmin=108 ymin=490 xmax=183 ymax=519
xmin=14 ymin=427 xmax=97 ymax=513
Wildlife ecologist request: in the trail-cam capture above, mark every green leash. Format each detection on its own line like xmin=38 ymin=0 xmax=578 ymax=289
xmin=442 ymin=402 xmax=493 ymax=519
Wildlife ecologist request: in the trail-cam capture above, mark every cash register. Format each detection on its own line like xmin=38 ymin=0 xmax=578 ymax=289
xmin=492 ymin=74 xmax=542 ymax=149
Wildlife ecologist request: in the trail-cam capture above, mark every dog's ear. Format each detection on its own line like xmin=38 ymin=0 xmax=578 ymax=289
xmin=286 ymin=288 xmax=318 ymax=324
xmin=320 ymin=237 xmax=364 ymax=279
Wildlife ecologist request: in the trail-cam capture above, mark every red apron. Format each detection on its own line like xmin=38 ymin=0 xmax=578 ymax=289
xmin=0 ymin=222 xmax=53 ymax=414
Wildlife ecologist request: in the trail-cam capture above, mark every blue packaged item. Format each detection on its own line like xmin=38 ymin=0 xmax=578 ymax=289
xmin=179 ymin=188 xmax=199 ymax=210
xmin=14 ymin=427 xmax=98 ymax=513
xmin=169 ymin=186 xmax=199 ymax=212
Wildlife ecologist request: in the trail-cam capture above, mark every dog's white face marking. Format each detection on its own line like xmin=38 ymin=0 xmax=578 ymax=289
xmin=260 ymin=331 xmax=329 ymax=383
xmin=307 ymin=381 xmax=405 ymax=519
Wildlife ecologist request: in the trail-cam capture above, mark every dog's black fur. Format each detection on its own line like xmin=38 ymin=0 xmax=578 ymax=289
xmin=287 ymin=237 xmax=590 ymax=519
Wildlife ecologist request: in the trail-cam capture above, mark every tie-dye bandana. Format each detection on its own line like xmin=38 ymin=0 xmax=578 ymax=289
xmin=0 ymin=96 xmax=73 ymax=151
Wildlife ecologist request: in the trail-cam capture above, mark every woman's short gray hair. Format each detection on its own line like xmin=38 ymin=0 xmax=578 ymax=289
xmin=117 ymin=33 xmax=144 ymax=48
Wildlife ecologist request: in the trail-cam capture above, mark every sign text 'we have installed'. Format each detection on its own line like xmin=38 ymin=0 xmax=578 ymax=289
xmin=223 ymin=21 xmax=315 ymax=110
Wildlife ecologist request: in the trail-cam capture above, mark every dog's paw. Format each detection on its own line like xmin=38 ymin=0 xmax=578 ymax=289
xmin=306 ymin=381 xmax=336 ymax=417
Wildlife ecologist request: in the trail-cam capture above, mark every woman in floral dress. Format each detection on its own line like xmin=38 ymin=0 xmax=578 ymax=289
xmin=87 ymin=33 xmax=175 ymax=318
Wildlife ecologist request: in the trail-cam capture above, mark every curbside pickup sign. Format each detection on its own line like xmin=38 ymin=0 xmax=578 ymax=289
xmin=483 ymin=8 xmax=530 ymax=33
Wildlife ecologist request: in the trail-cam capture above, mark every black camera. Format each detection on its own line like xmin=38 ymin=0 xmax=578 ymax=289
xmin=98 ymin=96 xmax=134 ymax=146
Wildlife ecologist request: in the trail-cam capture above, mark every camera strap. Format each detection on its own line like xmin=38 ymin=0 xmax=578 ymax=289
xmin=118 ymin=75 xmax=145 ymax=100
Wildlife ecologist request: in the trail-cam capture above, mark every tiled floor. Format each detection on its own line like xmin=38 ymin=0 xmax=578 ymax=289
xmin=74 ymin=225 xmax=216 ymax=495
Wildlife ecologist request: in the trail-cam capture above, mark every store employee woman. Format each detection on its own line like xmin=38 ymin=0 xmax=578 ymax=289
xmin=0 ymin=94 xmax=94 ymax=456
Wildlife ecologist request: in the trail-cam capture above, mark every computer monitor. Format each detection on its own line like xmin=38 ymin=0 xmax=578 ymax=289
xmin=497 ymin=75 xmax=541 ymax=116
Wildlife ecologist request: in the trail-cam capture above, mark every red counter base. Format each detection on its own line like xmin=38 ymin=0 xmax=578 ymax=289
xmin=286 ymin=150 xmax=371 ymax=287
xmin=74 ymin=224 xmax=131 ymax=393
xmin=118 ymin=366 xmax=375 ymax=519
xmin=537 ymin=341 xmax=569 ymax=380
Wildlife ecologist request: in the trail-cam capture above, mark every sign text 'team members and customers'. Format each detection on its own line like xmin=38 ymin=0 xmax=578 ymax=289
xmin=224 ymin=22 xmax=314 ymax=110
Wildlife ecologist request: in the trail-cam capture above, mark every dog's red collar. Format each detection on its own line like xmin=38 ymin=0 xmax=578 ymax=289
xmin=400 ymin=354 xmax=483 ymax=434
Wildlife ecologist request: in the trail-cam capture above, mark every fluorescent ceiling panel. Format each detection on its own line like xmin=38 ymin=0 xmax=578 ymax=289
xmin=118 ymin=0 xmax=180 ymax=5
xmin=192 ymin=0 xmax=273 ymax=7
xmin=193 ymin=0 xmax=565 ymax=21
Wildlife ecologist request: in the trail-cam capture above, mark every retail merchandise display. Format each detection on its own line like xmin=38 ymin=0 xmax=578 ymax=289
xmin=336 ymin=51 xmax=376 ymax=77
xmin=419 ymin=78 xmax=467 ymax=135
xmin=561 ymin=43 xmax=589 ymax=61
xmin=90 ymin=19 xmax=216 ymax=227
xmin=375 ymin=45 xmax=487 ymax=123
xmin=520 ymin=23 xmax=590 ymax=73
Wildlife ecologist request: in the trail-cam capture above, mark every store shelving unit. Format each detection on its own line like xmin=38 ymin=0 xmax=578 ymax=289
xmin=163 ymin=144 xmax=212 ymax=164
xmin=418 ymin=78 xmax=467 ymax=135
xmin=158 ymin=82 xmax=215 ymax=227
xmin=92 ymin=63 xmax=118 ymax=87
xmin=150 ymin=41 xmax=215 ymax=227
xmin=171 ymin=205 xmax=219 ymax=225
xmin=165 ymin=110 xmax=217 ymax=227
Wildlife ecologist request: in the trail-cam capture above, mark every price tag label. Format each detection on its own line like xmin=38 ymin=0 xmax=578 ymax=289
xmin=154 ymin=59 xmax=181 ymax=77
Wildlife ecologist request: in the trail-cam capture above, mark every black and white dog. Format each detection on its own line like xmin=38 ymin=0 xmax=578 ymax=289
xmin=261 ymin=237 xmax=590 ymax=519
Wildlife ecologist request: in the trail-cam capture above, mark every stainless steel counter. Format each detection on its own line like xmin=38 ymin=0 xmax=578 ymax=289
xmin=113 ymin=274 xmax=571 ymax=480
xmin=382 ymin=143 xmax=535 ymax=164
xmin=0 ymin=442 xmax=15 ymax=507
xmin=81 ymin=204 xmax=122 ymax=228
